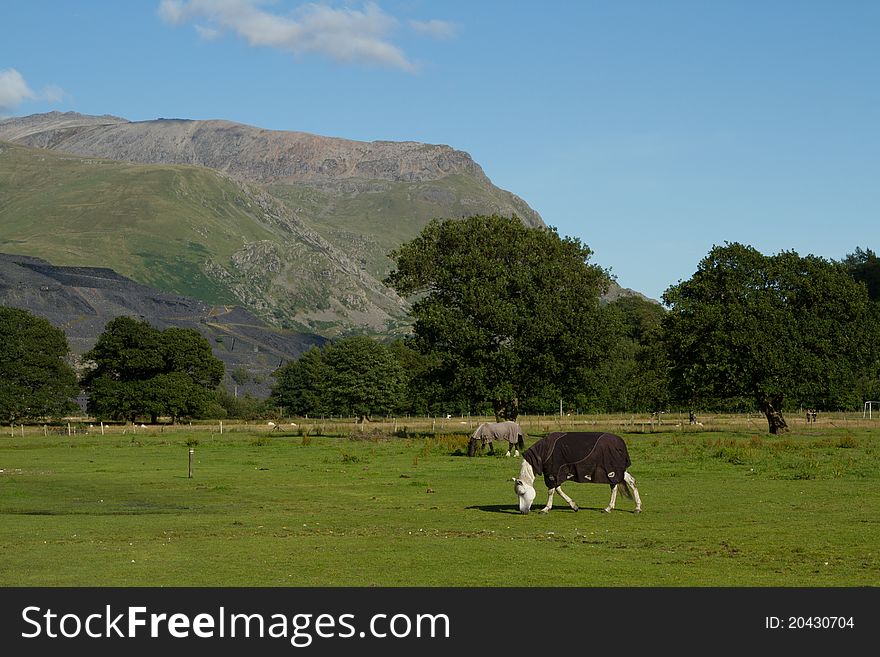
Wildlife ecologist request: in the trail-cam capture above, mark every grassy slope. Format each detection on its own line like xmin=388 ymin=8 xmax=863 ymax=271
xmin=0 ymin=142 xmax=277 ymax=303
xmin=0 ymin=424 xmax=876 ymax=586
xmin=1 ymin=141 xmax=542 ymax=335
xmin=266 ymin=174 xmax=534 ymax=280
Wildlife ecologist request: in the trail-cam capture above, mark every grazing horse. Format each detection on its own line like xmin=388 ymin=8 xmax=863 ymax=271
xmin=511 ymin=431 xmax=642 ymax=514
xmin=468 ymin=420 xmax=525 ymax=457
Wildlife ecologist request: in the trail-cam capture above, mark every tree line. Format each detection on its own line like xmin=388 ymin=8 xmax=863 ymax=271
xmin=2 ymin=216 xmax=878 ymax=434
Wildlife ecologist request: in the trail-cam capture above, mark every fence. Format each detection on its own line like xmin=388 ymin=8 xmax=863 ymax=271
xmin=5 ymin=409 xmax=877 ymax=439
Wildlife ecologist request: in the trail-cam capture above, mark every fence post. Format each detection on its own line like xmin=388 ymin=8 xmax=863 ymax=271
xmin=188 ymin=448 xmax=194 ymax=478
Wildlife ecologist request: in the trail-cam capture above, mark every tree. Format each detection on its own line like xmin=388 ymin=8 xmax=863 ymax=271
xmin=82 ymin=316 xmax=165 ymax=384
xmin=161 ymin=327 xmax=224 ymax=390
xmin=270 ymin=346 xmax=329 ymax=417
xmin=322 ymin=336 xmax=406 ymax=422
xmin=663 ymin=242 xmax=878 ymax=433
xmin=384 ymin=215 xmax=617 ymax=420
xmin=842 ymin=247 xmax=880 ymax=301
xmin=597 ymin=296 xmax=670 ymax=413
xmin=0 ymin=306 xmax=79 ymax=423
xmin=387 ymin=338 xmax=451 ymax=416
xmin=82 ymin=317 xmax=224 ymax=422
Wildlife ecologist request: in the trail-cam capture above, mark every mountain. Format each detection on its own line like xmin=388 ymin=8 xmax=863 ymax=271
xmin=0 ymin=111 xmax=647 ymax=340
xmin=0 ymin=111 xmax=550 ymax=337
xmin=0 ymin=252 xmax=326 ymax=398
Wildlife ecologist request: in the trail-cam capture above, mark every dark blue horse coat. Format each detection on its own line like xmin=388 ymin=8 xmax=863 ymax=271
xmin=523 ymin=432 xmax=631 ymax=489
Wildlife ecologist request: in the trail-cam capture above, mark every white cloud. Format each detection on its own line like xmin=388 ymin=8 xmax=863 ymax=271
xmin=195 ymin=24 xmax=222 ymax=40
xmin=0 ymin=68 xmax=65 ymax=114
xmin=0 ymin=68 xmax=36 ymax=111
xmin=158 ymin=0 xmax=423 ymax=71
xmin=41 ymin=84 xmax=66 ymax=104
xmin=409 ymin=19 xmax=457 ymax=40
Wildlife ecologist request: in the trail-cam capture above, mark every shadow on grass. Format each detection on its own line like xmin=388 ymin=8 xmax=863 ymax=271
xmin=466 ymin=504 xmax=637 ymax=514
xmin=465 ymin=504 xmax=519 ymax=514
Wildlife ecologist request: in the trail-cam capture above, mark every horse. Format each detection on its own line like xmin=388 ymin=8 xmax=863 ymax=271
xmin=468 ymin=420 xmax=525 ymax=457
xmin=511 ymin=431 xmax=642 ymax=514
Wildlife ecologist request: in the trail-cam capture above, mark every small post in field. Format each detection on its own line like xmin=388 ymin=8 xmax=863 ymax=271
xmin=188 ymin=448 xmax=194 ymax=478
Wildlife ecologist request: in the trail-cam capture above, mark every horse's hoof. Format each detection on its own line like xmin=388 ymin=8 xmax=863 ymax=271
xmin=602 ymin=508 xmax=611 ymax=514
xmin=634 ymin=508 xmax=642 ymax=514
xmin=538 ymin=509 xmax=549 ymax=514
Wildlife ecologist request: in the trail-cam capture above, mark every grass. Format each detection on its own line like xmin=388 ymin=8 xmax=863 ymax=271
xmin=0 ymin=421 xmax=877 ymax=587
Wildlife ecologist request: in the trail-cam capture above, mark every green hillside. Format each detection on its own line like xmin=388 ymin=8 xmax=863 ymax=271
xmin=0 ymin=142 xmax=412 ymax=335
xmin=267 ymin=174 xmax=534 ymax=280
xmin=0 ymin=141 xmax=271 ymax=303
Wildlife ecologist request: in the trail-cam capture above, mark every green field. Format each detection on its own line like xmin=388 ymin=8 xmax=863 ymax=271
xmin=1 ymin=418 xmax=877 ymax=587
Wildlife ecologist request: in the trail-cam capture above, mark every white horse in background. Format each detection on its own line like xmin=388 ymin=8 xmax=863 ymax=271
xmin=511 ymin=431 xmax=642 ymax=514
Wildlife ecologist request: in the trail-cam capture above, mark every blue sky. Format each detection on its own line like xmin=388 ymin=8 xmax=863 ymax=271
xmin=2 ymin=1 xmax=878 ymax=302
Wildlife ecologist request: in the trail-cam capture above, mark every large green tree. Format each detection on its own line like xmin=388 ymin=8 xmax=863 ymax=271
xmin=384 ymin=215 xmax=617 ymax=420
xmin=322 ymin=336 xmax=406 ymax=422
xmin=842 ymin=247 xmax=880 ymax=301
xmin=597 ymin=296 xmax=670 ymax=413
xmin=842 ymin=247 xmax=880 ymax=401
xmin=270 ymin=346 xmax=329 ymax=417
xmin=0 ymin=306 xmax=80 ymax=423
xmin=663 ymin=242 xmax=878 ymax=433
xmin=271 ymin=338 xmax=406 ymax=421
xmin=82 ymin=317 xmax=224 ymax=422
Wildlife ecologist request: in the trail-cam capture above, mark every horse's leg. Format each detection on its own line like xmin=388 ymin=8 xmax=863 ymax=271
xmin=604 ymin=484 xmax=618 ymax=513
xmin=625 ymin=471 xmax=642 ymax=513
xmin=555 ymin=484 xmax=578 ymax=511
xmin=539 ymin=488 xmax=556 ymax=514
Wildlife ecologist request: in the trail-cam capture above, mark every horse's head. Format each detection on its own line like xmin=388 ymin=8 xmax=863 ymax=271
xmin=511 ymin=477 xmax=536 ymax=514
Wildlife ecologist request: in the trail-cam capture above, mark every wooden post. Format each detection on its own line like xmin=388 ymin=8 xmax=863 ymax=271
xmin=67 ymin=423 xmax=71 ymax=436
xmin=219 ymin=421 xmax=223 ymax=434
xmin=101 ymin=421 xmax=105 ymax=435
xmin=188 ymin=448 xmax=194 ymax=478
